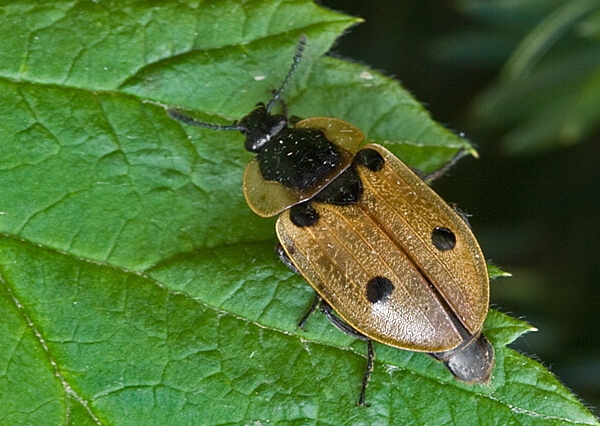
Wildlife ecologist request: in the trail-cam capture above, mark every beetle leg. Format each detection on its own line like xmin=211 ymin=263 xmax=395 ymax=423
xmin=275 ymin=242 xmax=301 ymax=275
xmin=320 ymin=301 xmax=374 ymax=406
xmin=298 ymin=293 xmax=321 ymax=330
xmin=360 ymin=340 xmax=374 ymax=407
xmin=276 ymin=242 xmax=320 ymax=330
xmin=277 ymin=242 xmax=324 ymax=330
xmin=320 ymin=302 xmax=369 ymax=341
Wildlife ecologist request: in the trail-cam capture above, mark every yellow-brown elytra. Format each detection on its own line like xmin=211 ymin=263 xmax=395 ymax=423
xmin=167 ymin=36 xmax=494 ymax=406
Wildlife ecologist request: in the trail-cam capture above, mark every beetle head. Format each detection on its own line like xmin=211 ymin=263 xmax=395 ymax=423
xmin=238 ymin=104 xmax=287 ymax=153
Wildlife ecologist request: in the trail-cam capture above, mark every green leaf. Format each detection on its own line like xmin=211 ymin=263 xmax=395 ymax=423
xmin=487 ymin=263 xmax=513 ymax=280
xmin=0 ymin=1 xmax=597 ymax=425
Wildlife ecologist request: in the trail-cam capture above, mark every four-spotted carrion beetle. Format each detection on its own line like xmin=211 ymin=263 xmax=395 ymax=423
xmin=167 ymin=35 xmax=493 ymax=406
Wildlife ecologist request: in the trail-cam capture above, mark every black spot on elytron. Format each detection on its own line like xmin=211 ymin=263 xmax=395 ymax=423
xmin=432 ymin=227 xmax=456 ymax=251
xmin=366 ymin=276 xmax=395 ymax=304
xmin=355 ymin=149 xmax=385 ymax=171
xmin=290 ymin=203 xmax=319 ymax=227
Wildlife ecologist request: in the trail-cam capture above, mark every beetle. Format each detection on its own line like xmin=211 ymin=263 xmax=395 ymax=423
xmin=167 ymin=35 xmax=494 ymax=406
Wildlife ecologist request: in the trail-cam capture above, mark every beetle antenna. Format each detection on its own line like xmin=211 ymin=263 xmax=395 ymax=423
xmin=167 ymin=108 xmax=246 ymax=132
xmin=266 ymin=35 xmax=307 ymax=113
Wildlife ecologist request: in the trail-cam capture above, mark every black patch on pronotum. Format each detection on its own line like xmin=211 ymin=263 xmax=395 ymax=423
xmin=257 ymin=127 xmax=341 ymax=191
xmin=290 ymin=203 xmax=319 ymax=227
xmin=366 ymin=276 xmax=395 ymax=304
xmin=432 ymin=227 xmax=456 ymax=251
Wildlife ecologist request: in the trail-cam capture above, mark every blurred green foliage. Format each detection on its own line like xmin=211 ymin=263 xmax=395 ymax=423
xmin=439 ymin=0 xmax=600 ymax=153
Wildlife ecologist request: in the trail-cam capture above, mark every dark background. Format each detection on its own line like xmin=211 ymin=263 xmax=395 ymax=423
xmin=320 ymin=0 xmax=600 ymax=415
